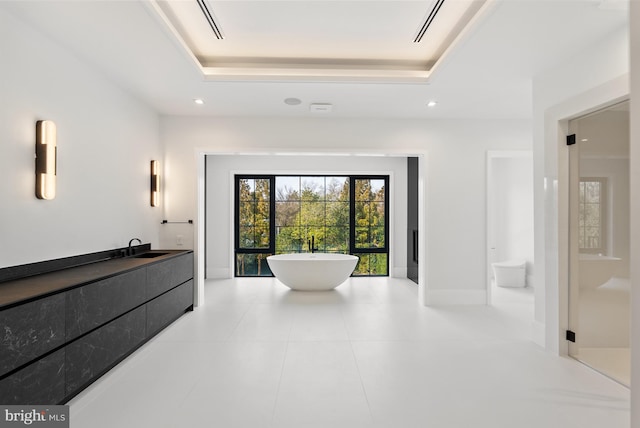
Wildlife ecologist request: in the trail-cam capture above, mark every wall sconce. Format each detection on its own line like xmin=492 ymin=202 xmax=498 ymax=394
xmin=35 ymin=120 xmax=57 ymax=200
xmin=150 ymin=160 xmax=159 ymax=207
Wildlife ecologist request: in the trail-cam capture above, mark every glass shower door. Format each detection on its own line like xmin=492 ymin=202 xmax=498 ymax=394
xmin=567 ymin=101 xmax=630 ymax=386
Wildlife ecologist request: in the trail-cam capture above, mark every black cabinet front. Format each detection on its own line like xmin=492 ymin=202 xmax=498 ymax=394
xmin=0 ymin=349 xmax=65 ymax=405
xmin=147 ymin=253 xmax=193 ymax=299
xmin=65 ymin=306 xmax=147 ymax=395
xmin=66 ymin=269 xmax=147 ymax=341
xmin=147 ymin=280 xmax=194 ymax=337
xmin=0 ymin=294 xmax=65 ymax=377
xmin=0 ymin=251 xmax=194 ymax=405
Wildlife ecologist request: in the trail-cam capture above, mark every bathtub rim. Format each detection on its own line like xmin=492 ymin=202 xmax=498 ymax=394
xmin=267 ymin=253 xmax=359 ymax=262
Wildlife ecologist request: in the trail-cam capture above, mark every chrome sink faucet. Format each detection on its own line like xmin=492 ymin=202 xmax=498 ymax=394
xmin=128 ymin=238 xmax=142 ymax=256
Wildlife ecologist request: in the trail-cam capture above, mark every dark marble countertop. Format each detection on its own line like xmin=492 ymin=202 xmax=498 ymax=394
xmin=0 ymin=250 xmax=191 ymax=309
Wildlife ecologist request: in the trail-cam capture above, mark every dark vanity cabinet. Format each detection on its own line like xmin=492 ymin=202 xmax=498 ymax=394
xmin=0 ymin=295 xmax=67 ymax=404
xmin=0 ymin=251 xmax=194 ymax=405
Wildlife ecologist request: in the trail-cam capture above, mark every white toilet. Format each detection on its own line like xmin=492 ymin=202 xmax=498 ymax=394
xmin=492 ymin=260 xmax=526 ymax=287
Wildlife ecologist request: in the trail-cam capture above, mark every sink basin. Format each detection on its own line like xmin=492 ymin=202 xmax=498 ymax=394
xmin=134 ymin=252 xmax=169 ymax=259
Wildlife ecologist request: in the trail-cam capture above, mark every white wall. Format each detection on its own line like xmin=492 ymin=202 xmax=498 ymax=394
xmin=629 ymin=0 xmax=639 ymax=424
xmin=531 ymin=25 xmax=629 ymax=350
xmin=0 ymin=8 xmax=161 ymax=267
xmin=205 ymin=155 xmax=407 ymax=278
xmin=161 ymin=116 xmax=531 ymax=304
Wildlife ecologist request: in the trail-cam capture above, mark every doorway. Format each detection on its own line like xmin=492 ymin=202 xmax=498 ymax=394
xmin=196 ymin=152 xmax=428 ymax=306
xmin=567 ymin=100 xmax=630 ymax=386
xmin=486 ymin=151 xmax=534 ymax=310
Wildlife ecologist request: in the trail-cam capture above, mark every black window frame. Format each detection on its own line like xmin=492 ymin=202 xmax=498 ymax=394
xmin=234 ymin=175 xmax=275 ymax=277
xmin=350 ymin=176 xmax=390 ymax=276
xmin=234 ymin=174 xmax=389 ymax=277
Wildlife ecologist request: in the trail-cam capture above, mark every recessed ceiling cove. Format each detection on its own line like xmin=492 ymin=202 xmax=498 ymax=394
xmin=151 ymin=0 xmax=491 ymax=82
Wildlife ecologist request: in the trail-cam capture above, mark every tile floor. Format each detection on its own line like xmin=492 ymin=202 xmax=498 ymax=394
xmin=68 ymin=277 xmax=630 ymax=428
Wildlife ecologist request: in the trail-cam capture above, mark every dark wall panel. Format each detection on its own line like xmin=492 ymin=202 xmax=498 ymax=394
xmin=407 ymin=157 xmax=419 ymax=284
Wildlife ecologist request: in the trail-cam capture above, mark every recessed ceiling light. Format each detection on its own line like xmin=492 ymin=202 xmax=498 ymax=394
xmin=284 ymin=97 xmax=302 ymax=106
xmin=581 ymin=138 xmax=589 ymax=142
xmin=427 ymin=101 xmax=438 ymax=107
xmin=194 ymin=98 xmax=205 ymax=105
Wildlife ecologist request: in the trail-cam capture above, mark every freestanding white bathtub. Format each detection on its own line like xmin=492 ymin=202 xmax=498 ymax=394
xmin=578 ymin=253 xmax=622 ymax=289
xmin=266 ymin=253 xmax=359 ymax=291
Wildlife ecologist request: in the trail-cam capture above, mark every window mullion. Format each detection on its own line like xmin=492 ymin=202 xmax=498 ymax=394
xmin=349 ymin=177 xmax=356 ymax=255
xmin=269 ymin=175 xmax=276 ymax=255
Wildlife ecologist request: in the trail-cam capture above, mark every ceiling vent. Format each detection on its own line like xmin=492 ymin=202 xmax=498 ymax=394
xmin=310 ymin=103 xmax=333 ymax=113
xmin=414 ymin=0 xmax=446 ymax=43
xmin=196 ymin=0 xmax=224 ymax=40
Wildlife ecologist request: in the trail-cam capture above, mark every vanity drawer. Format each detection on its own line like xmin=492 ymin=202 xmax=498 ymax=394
xmin=146 ymin=253 xmax=193 ymax=299
xmin=65 ymin=305 xmax=146 ymax=394
xmin=147 ymin=280 xmax=193 ymax=337
xmin=65 ymin=268 xmax=146 ymax=341
xmin=0 ymin=294 xmax=65 ymax=377
xmin=0 ymin=349 xmax=65 ymax=405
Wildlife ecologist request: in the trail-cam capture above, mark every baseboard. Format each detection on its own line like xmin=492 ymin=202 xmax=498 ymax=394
xmin=423 ymin=289 xmax=487 ymax=305
xmin=206 ymin=267 xmax=231 ymax=279
xmin=532 ymin=320 xmax=545 ymax=348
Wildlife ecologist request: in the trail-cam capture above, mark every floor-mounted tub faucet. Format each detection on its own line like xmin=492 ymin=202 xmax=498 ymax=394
xmin=308 ymin=236 xmax=318 ymax=253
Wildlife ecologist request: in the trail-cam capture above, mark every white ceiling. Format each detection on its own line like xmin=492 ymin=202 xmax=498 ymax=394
xmin=153 ymin=0 xmax=488 ymax=81
xmin=0 ymin=0 xmax=629 ymax=118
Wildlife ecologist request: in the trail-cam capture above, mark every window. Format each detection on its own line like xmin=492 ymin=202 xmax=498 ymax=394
xmin=235 ymin=175 xmax=389 ymax=277
xmin=275 ymin=176 xmax=350 ymax=254
xmin=235 ymin=177 xmax=273 ymax=276
xmin=352 ymin=178 xmax=388 ymax=275
xmin=579 ymin=177 xmax=607 ymax=253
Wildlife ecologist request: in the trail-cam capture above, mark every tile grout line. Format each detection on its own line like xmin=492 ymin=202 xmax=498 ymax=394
xmin=340 ymin=280 xmax=382 ymax=425
xmin=344 ymin=305 xmax=375 ymax=425
xmin=269 ymin=310 xmax=293 ymax=426
xmin=222 ymin=302 xmax=255 ymax=342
